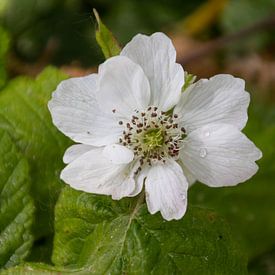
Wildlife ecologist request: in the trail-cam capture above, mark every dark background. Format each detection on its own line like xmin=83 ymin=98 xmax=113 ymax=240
xmin=1 ymin=0 xmax=274 ymax=102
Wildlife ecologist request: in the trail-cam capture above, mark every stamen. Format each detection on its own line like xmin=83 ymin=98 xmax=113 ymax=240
xmin=118 ymin=106 xmax=186 ymax=167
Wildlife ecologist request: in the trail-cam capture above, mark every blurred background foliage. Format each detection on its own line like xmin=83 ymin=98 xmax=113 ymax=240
xmin=0 ymin=0 xmax=274 ymax=274
xmin=0 ymin=0 xmax=274 ymax=99
xmin=0 ymin=0 xmax=274 ymax=91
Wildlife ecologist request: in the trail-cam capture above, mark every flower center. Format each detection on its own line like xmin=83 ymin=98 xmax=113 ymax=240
xmin=118 ymin=106 xmax=186 ymax=167
xmin=143 ymin=128 xmax=164 ymax=150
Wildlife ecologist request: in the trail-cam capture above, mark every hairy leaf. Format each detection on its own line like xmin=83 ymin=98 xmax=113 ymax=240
xmin=52 ymin=187 xmax=247 ymax=275
xmin=0 ymin=129 xmax=34 ymax=268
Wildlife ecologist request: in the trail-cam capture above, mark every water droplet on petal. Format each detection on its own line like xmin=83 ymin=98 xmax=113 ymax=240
xmin=180 ymin=193 xmax=186 ymax=200
xmin=199 ymin=148 xmax=207 ymax=158
xmin=204 ymin=131 xmax=210 ymax=137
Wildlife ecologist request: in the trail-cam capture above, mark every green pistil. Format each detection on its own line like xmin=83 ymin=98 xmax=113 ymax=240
xmin=143 ymin=128 xmax=164 ymax=151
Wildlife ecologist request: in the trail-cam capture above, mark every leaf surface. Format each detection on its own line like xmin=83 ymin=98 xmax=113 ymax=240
xmin=93 ymin=9 xmax=121 ymax=59
xmin=0 ymin=67 xmax=71 ymax=238
xmin=52 ymin=187 xmax=247 ymax=275
xmin=0 ymin=129 xmax=34 ymax=268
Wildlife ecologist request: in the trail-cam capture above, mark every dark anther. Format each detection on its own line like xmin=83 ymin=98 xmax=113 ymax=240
xmin=118 ymin=121 xmax=123 ymax=125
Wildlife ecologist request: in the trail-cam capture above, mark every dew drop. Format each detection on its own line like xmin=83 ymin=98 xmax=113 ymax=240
xmin=180 ymin=193 xmax=186 ymax=200
xmin=199 ymin=148 xmax=207 ymax=158
xmin=204 ymin=131 xmax=210 ymax=137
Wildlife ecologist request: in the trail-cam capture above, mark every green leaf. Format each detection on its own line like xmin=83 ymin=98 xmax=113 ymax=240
xmin=0 ymin=263 xmax=85 ymax=275
xmin=93 ymin=9 xmax=121 ymax=59
xmin=52 ymin=186 xmax=247 ymax=275
xmin=0 ymin=26 xmax=9 ymax=89
xmin=0 ymin=129 xmax=34 ymax=268
xmin=0 ymin=67 xmax=71 ymax=239
xmin=189 ymin=103 xmax=275 ymax=260
xmin=26 ymin=235 xmax=53 ymax=264
xmin=182 ymin=71 xmax=197 ymax=91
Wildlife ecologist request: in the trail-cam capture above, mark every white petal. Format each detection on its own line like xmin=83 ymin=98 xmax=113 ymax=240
xmin=177 ymin=160 xmax=197 ymax=187
xmin=63 ymin=144 xmax=95 ymax=164
xmin=61 ymin=148 xmax=140 ymax=199
xmin=97 ymin=56 xmax=150 ymax=118
xmin=112 ymin=160 xmax=141 ymax=200
xmin=143 ymin=159 xmax=188 ymax=221
xmin=121 ymin=32 xmax=184 ymax=111
xmin=129 ymin=170 xmax=145 ymax=197
xmin=133 ymin=165 xmax=150 ymax=197
xmin=48 ymin=74 xmax=123 ymax=146
xmin=103 ymin=144 xmax=134 ymax=164
xmin=180 ymin=123 xmax=262 ymax=187
xmin=174 ymin=75 xmax=250 ymax=132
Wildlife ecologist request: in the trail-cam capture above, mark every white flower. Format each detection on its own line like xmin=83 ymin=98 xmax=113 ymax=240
xmin=48 ymin=32 xmax=262 ymax=221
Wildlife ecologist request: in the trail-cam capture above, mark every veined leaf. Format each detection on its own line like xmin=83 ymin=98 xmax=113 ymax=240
xmin=0 ymin=263 xmax=85 ymax=275
xmin=52 ymin=186 xmax=247 ymax=275
xmin=0 ymin=129 xmax=34 ymax=268
xmin=0 ymin=67 xmax=71 ymax=238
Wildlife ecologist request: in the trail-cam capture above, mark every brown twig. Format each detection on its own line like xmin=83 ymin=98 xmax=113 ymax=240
xmin=179 ymin=14 xmax=275 ymax=65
